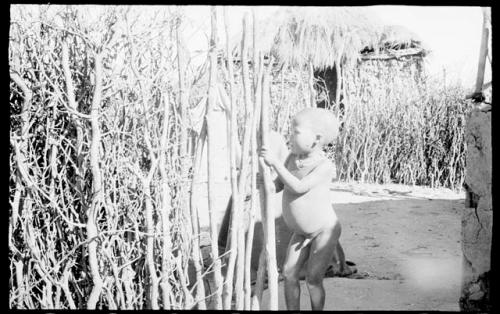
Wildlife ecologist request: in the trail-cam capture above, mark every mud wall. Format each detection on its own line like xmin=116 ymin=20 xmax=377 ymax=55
xmin=460 ymin=108 xmax=492 ymax=311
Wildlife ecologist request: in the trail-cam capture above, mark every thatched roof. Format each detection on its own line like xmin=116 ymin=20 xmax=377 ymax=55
xmin=221 ymin=7 xmax=382 ymax=69
xmin=270 ymin=7 xmax=382 ymax=69
xmin=379 ymin=25 xmax=423 ymax=50
xmin=222 ymin=7 xmax=427 ymax=70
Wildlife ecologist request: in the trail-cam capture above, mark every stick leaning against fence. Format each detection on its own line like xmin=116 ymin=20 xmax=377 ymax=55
xmin=250 ymin=51 xmax=266 ymax=310
xmin=205 ymin=6 xmax=224 ymax=310
xmin=255 ymin=55 xmax=279 ymax=310
xmin=221 ymin=6 xmax=242 ymax=310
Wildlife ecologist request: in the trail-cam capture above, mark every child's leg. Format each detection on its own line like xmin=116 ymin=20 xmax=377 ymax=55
xmin=305 ymin=223 xmax=341 ymax=310
xmin=283 ymin=233 xmax=310 ymax=310
xmin=336 ymin=242 xmax=356 ymax=275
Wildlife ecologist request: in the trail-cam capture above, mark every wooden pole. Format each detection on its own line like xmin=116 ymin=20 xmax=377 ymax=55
xmin=244 ymin=11 xmax=260 ymax=310
xmin=221 ymin=6 xmax=241 ymax=310
xmin=188 ymin=119 xmax=207 ymax=309
xmin=245 ymin=95 xmax=260 ymax=309
xmin=250 ymin=52 xmax=266 ymax=311
xmin=259 ymin=57 xmax=279 ymax=310
xmin=234 ymin=12 xmax=255 ymax=311
xmin=86 ymin=52 xmax=104 ymax=310
xmin=474 ymin=8 xmax=490 ymax=95
xmin=159 ymin=92 xmax=176 ymax=310
xmin=176 ymin=17 xmax=194 ymax=247
xmin=206 ymin=6 xmax=224 ymax=309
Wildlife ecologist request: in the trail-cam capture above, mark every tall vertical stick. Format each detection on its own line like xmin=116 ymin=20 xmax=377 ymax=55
xmin=176 ymin=17 xmax=193 ymax=239
xmin=474 ymin=8 xmax=490 ymax=96
xmin=143 ymin=165 xmax=159 ymax=309
xmin=206 ymin=6 xmax=224 ymax=310
xmin=235 ymin=12 xmax=254 ymax=311
xmin=250 ymin=53 xmax=266 ymax=311
xmin=86 ymin=52 xmax=104 ymax=309
xmin=159 ymin=92 xmax=175 ymax=310
xmin=9 ymin=71 xmax=32 ymax=310
xmin=245 ymin=98 xmax=260 ymax=309
xmin=188 ymin=119 xmax=207 ymax=309
xmin=177 ymin=19 xmax=189 ymax=165
xmin=259 ymin=58 xmax=279 ymax=310
xmin=221 ymin=6 xmax=241 ymax=310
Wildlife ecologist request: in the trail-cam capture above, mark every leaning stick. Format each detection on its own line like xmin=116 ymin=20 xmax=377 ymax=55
xmin=176 ymin=19 xmax=195 ymax=250
xmin=249 ymin=16 xmax=268 ymax=308
xmin=206 ymin=6 xmax=224 ymax=310
xmin=260 ymin=58 xmax=279 ymax=310
xmin=234 ymin=13 xmax=255 ymax=310
xmin=246 ymin=95 xmax=263 ymax=309
xmin=221 ymin=6 xmax=241 ymax=310
xmin=245 ymin=104 xmax=260 ymax=309
xmin=188 ymin=116 xmax=208 ymax=309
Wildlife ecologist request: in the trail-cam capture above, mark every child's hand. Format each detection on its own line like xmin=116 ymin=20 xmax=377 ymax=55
xmin=259 ymin=147 xmax=278 ymax=167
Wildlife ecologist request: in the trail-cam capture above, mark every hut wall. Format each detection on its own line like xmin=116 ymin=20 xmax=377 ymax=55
xmin=459 ymin=108 xmax=492 ymax=311
xmin=344 ymin=56 xmax=425 ymax=103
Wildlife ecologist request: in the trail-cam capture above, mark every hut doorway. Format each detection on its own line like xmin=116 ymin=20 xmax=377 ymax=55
xmin=314 ymin=66 xmax=343 ymax=111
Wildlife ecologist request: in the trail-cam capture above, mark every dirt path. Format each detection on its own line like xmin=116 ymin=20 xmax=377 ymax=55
xmin=258 ymin=182 xmax=465 ymax=311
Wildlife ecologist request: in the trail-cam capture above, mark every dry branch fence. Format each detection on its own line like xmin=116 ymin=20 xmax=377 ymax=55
xmin=9 ymin=5 xmax=471 ymax=310
xmin=9 ymin=6 xmax=200 ymax=309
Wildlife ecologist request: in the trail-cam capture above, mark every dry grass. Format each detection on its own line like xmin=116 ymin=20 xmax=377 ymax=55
xmin=330 ymin=59 xmax=471 ymax=190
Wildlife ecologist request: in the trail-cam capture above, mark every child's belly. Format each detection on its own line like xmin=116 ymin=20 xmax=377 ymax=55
xmin=282 ymin=187 xmax=337 ymax=237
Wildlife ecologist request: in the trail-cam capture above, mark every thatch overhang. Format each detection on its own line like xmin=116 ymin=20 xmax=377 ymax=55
xmin=359 ymin=25 xmax=429 ymax=61
xmin=269 ymin=7 xmax=383 ymax=70
xmin=219 ymin=9 xmax=428 ymax=70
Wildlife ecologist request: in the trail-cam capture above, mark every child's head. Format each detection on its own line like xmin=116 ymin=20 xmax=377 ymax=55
xmin=290 ymin=108 xmax=339 ymax=154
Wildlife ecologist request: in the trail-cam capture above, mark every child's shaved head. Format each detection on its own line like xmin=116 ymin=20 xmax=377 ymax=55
xmin=293 ymin=108 xmax=340 ymax=145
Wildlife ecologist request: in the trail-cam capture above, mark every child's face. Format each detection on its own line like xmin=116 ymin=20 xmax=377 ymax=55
xmin=290 ymin=119 xmax=320 ymax=155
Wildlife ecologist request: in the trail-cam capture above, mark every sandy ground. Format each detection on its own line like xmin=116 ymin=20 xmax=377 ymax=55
xmin=199 ymin=182 xmax=465 ymax=311
xmin=259 ymin=182 xmax=465 ymax=311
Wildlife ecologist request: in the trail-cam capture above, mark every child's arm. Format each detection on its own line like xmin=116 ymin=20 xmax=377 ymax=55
xmin=257 ymin=171 xmax=285 ymax=192
xmin=274 ymin=176 xmax=285 ymax=192
xmin=272 ymin=153 xmax=290 ymax=193
xmin=272 ymin=160 xmax=332 ymax=194
xmin=260 ymin=147 xmax=334 ymax=194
